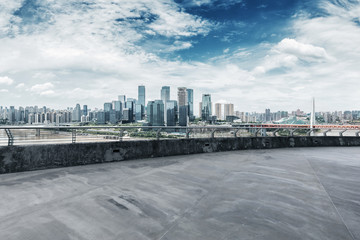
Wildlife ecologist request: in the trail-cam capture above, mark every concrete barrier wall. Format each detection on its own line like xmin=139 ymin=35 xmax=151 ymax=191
xmin=1 ymin=136 xmax=360 ymax=174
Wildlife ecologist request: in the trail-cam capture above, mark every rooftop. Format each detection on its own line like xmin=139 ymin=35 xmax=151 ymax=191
xmin=0 ymin=147 xmax=359 ymax=240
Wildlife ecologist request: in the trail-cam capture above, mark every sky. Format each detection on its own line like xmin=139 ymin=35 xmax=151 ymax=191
xmin=0 ymin=0 xmax=359 ymax=114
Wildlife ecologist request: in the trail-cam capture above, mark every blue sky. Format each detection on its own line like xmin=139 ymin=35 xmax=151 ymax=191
xmin=0 ymin=0 xmax=360 ymax=113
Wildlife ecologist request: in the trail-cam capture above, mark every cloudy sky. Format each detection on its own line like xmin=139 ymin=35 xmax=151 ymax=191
xmin=0 ymin=0 xmax=359 ymax=113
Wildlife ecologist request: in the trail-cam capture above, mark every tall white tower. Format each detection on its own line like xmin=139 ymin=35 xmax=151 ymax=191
xmin=310 ymin=98 xmax=315 ymax=129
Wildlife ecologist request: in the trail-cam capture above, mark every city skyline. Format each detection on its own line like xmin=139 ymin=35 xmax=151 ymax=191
xmin=2 ymin=85 xmax=360 ymax=114
xmin=0 ymin=0 xmax=359 ymax=111
xmin=1 ymin=84 xmax=359 ymax=125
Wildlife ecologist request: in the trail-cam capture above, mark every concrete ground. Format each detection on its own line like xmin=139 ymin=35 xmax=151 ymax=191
xmin=0 ymin=147 xmax=359 ymax=240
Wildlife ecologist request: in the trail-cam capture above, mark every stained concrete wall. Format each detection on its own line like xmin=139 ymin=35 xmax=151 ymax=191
xmin=1 ymin=136 xmax=360 ymax=174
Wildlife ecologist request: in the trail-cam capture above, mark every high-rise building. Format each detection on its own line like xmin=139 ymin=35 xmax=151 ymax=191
xmin=187 ymin=89 xmax=194 ymax=121
xmin=138 ymin=85 xmax=145 ymax=107
xmin=82 ymin=105 xmax=88 ymax=117
xmin=147 ymin=100 xmax=164 ymax=126
xmin=112 ymin=100 xmax=122 ymax=122
xmin=161 ymin=86 xmax=170 ymax=124
xmin=125 ymin=99 xmax=135 ymax=122
xmin=135 ymin=104 xmax=144 ymax=121
xmin=201 ymin=94 xmax=212 ymax=121
xmin=9 ymin=106 xmax=15 ymax=124
xmin=109 ymin=110 xmax=117 ymax=124
xmin=72 ymin=104 xmax=81 ymax=122
xmin=161 ymin=86 xmax=170 ymax=103
xmin=96 ymin=111 xmax=105 ymax=124
xmin=122 ymin=108 xmax=130 ymax=122
xmin=177 ymin=87 xmax=188 ymax=126
xmin=166 ymin=100 xmax=178 ymax=126
xmin=104 ymin=102 xmax=112 ymax=123
xmin=118 ymin=95 xmax=126 ymax=103
xmin=112 ymin=101 xmax=122 ymax=112
xmin=224 ymin=103 xmax=234 ymax=119
xmin=265 ymin=108 xmax=271 ymax=122
xmin=215 ymin=103 xmax=222 ymax=120
xmin=199 ymin=102 xmax=202 ymax=118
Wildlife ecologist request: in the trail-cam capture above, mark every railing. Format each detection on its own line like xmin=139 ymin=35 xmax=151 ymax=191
xmin=0 ymin=125 xmax=359 ymax=146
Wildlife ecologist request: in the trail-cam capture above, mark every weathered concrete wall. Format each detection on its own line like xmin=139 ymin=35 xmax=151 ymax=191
xmin=1 ymin=136 xmax=360 ymax=174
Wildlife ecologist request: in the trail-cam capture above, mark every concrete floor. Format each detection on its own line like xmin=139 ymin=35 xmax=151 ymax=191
xmin=0 ymin=147 xmax=359 ymax=240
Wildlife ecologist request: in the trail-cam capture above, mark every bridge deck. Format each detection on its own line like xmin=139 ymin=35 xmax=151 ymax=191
xmin=0 ymin=147 xmax=359 ymax=240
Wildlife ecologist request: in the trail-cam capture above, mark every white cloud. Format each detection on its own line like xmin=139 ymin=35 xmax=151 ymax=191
xmin=15 ymin=83 xmax=25 ymax=88
xmin=0 ymin=0 xmax=359 ymax=112
xmin=0 ymin=89 xmax=9 ymax=93
xmin=274 ymin=38 xmax=331 ymax=62
xmin=32 ymin=72 xmax=56 ymax=80
xmin=253 ymin=38 xmax=332 ymax=74
xmin=40 ymin=90 xmax=55 ymax=96
xmin=0 ymin=76 xmax=14 ymax=85
xmin=29 ymin=82 xmax=54 ymax=93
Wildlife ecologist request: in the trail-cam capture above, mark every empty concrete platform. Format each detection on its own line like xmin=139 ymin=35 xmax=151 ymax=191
xmin=0 ymin=147 xmax=359 ymax=240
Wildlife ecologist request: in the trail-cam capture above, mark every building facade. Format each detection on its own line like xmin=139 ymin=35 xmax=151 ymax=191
xmin=201 ymin=94 xmax=212 ymax=121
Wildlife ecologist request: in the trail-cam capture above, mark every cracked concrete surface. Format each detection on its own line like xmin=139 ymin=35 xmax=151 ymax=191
xmin=0 ymin=147 xmax=359 ymax=240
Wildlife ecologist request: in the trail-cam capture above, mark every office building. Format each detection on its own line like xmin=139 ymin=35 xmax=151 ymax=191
xmin=118 ymin=95 xmax=126 ymax=103
xmin=177 ymin=87 xmax=188 ymax=126
xmin=109 ymin=110 xmax=117 ymax=124
xmin=166 ymin=100 xmax=178 ymax=126
xmin=72 ymin=104 xmax=81 ymax=122
xmin=112 ymin=100 xmax=122 ymax=122
xmin=135 ymin=104 xmax=143 ymax=122
xmin=224 ymin=103 xmax=234 ymax=119
xmin=147 ymin=100 xmax=164 ymax=126
xmin=138 ymin=86 xmax=145 ymax=107
xmin=122 ymin=108 xmax=131 ymax=123
xmin=82 ymin=105 xmax=88 ymax=117
xmin=161 ymin=86 xmax=170 ymax=103
xmin=187 ymin=89 xmax=194 ymax=121
xmin=215 ymin=103 xmax=222 ymax=120
xmin=125 ymin=99 xmax=135 ymax=122
xmin=201 ymin=94 xmax=212 ymax=121
xmin=104 ymin=102 xmax=112 ymax=123
xmin=161 ymin=86 xmax=170 ymax=124
xmin=265 ymin=109 xmax=271 ymax=122
xmin=199 ymin=102 xmax=202 ymax=118
xmin=96 ymin=111 xmax=105 ymax=124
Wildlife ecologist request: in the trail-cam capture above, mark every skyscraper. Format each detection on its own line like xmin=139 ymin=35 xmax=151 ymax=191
xmin=187 ymin=89 xmax=194 ymax=121
xmin=104 ymin=102 xmax=112 ymax=123
xmin=147 ymin=100 xmax=164 ymax=126
xmin=112 ymin=100 xmax=122 ymax=122
xmin=224 ymin=103 xmax=234 ymax=119
xmin=199 ymin=102 xmax=202 ymax=118
xmin=125 ymin=100 xmax=134 ymax=122
xmin=138 ymin=85 xmax=145 ymax=107
xmin=72 ymin=104 xmax=81 ymax=122
xmin=166 ymin=100 xmax=178 ymax=126
xmin=82 ymin=105 xmax=88 ymax=117
xmin=201 ymin=94 xmax=212 ymax=121
xmin=118 ymin=95 xmax=126 ymax=103
xmin=215 ymin=103 xmax=222 ymax=120
xmin=9 ymin=106 xmax=15 ymax=124
xmin=178 ymin=87 xmax=188 ymax=126
xmin=135 ymin=104 xmax=143 ymax=122
xmin=161 ymin=86 xmax=170 ymax=124
xmin=161 ymin=86 xmax=170 ymax=103
xmin=265 ymin=108 xmax=271 ymax=122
